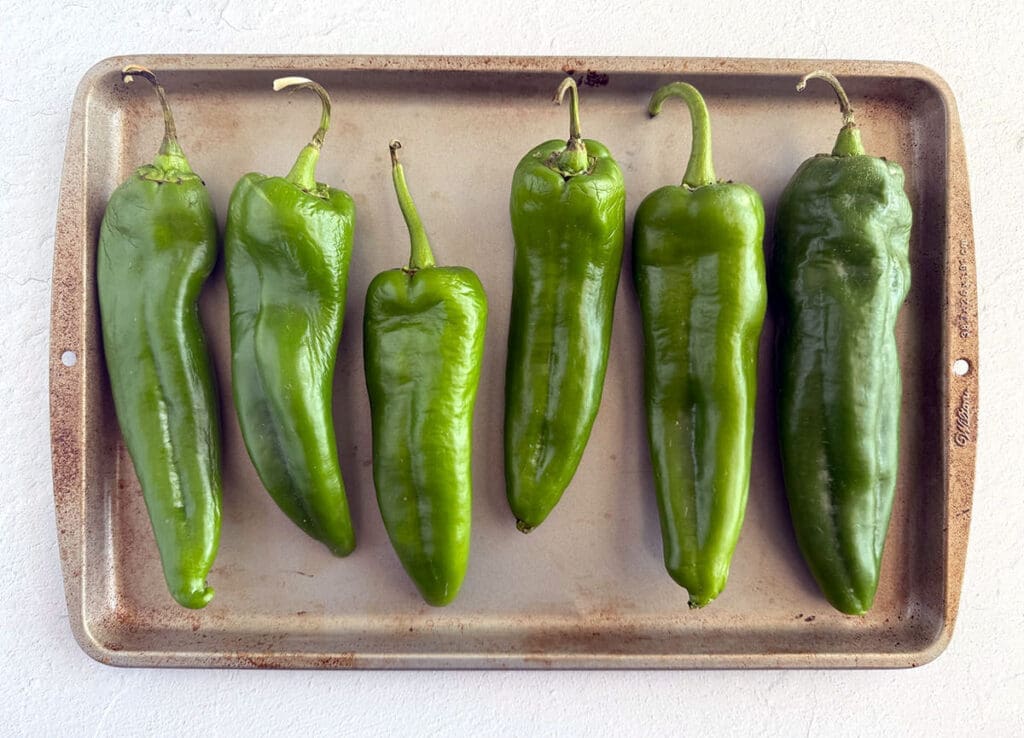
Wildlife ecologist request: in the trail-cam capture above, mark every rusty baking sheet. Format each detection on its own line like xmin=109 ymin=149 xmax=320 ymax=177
xmin=49 ymin=55 xmax=977 ymax=669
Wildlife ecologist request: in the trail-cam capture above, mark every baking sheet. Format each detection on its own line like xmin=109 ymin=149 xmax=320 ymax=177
xmin=49 ymin=55 xmax=977 ymax=668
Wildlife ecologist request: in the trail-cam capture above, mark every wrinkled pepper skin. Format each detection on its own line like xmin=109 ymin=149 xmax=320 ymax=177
xmin=225 ymin=78 xmax=356 ymax=556
xmin=97 ymin=67 xmax=221 ymax=609
xmin=505 ymin=78 xmax=625 ymax=532
xmin=364 ymin=142 xmax=487 ymax=606
xmin=774 ymin=72 xmax=912 ymax=615
xmin=633 ymin=83 xmax=767 ymax=607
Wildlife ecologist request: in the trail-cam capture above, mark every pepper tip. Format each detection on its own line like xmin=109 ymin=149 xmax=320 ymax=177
xmin=173 ymin=582 xmax=215 ymax=609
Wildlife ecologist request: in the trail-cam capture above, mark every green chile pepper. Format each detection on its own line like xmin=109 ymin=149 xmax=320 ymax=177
xmin=774 ymin=72 xmax=912 ymax=615
xmin=364 ymin=141 xmax=487 ymax=606
xmin=505 ymin=77 xmax=626 ymax=532
xmin=97 ymin=67 xmax=221 ymax=609
xmin=633 ymin=83 xmax=767 ymax=607
xmin=225 ymin=77 xmax=356 ymax=556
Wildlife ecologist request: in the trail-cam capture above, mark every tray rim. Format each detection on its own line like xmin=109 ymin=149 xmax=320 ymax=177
xmin=49 ymin=54 xmax=978 ymax=670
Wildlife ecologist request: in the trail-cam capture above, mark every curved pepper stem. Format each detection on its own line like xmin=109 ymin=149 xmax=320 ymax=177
xmin=274 ymin=76 xmax=332 ymax=191
xmin=797 ymin=71 xmax=865 ymax=157
xmin=648 ymin=82 xmax=716 ymax=188
xmin=389 ymin=141 xmax=436 ymax=272
xmin=553 ymin=77 xmax=589 ymax=176
xmin=122 ymin=65 xmax=191 ymax=173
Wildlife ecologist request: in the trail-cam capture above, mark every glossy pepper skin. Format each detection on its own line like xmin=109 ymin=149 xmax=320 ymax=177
xmin=505 ymin=77 xmax=626 ymax=532
xmin=774 ymin=72 xmax=912 ymax=615
xmin=225 ymin=78 xmax=355 ymax=556
xmin=633 ymin=83 xmax=767 ymax=607
xmin=364 ymin=142 xmax=487 ymax=606
xmin=97 ymin=67 xmax=221 ymax=609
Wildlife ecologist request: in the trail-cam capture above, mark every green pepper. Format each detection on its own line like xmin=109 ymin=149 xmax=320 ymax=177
xmin=504 ymin=77 xmax=626 ymax=532
xmin=632 ymin=83 xmax=767 ymax=607
xmin=97 ymin=67 xmax=221 ymax=609
xmin=225 ymin=77 xmax=355 ymax=556
xmin=774 ymin=72 xmax=912 ymax=615
xmin=364 ymin=141 xmax=487 ymax=606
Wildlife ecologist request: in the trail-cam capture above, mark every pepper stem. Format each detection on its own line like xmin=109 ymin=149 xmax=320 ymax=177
xmin=553 ymin=77 xmax=589 ymax=176
xmin=555 ymin=77 xmax=583 ymax=140
xmin=797 ymin=71 xmax=865 ymax=157
xmin=274 ymin=76 xmax=332 ymax=191
xmin=389 ymin=141 xmax=435 ymax=272
xmin=122 ymin=65 xmax=189 ymax=170
xmin=797 ymin=71 xmax=855 ymax=126
xmin=648 ymin=82 xmax=716 ymax=188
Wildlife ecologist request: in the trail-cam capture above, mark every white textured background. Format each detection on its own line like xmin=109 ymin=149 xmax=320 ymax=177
xmin=2 ymin=0 xmax=1022 ymax=734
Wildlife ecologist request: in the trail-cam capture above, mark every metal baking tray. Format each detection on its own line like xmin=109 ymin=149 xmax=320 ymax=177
xmin=49 ymin=55 xmax=977 ymax=669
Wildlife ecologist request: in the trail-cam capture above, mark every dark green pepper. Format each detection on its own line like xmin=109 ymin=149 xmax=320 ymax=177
xmin=364 ymin=141 xmax=487 ymax=606
xmin=774 ymin=72 xmax=912 ymax=615
xmin=505 ymin=77 xmax=626 ymax=532
xmin=633 ymin=83 xmax=767 ymax=607
xmin=225 ymin=77 xmax=355 ymax=556
xmin=97 ymin=67 xmax=221 ymax=608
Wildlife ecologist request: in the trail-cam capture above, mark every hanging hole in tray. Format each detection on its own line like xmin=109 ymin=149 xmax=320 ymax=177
xmin=952 ymin=358 xmax=970 ymax=376
xmin=61 ymin=351 xmax=77 ymax=367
